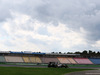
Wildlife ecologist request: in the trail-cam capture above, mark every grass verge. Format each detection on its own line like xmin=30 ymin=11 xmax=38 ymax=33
xmin=0 ymin=66 xmax=92 ymax=75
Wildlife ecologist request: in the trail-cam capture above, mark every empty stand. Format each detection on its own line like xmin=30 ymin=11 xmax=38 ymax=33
xmin=67 ymin=58 xmax=77 ymax=64
xmin=29 ymin=56 xmax=36 ymax=63
xmin=29 ymin=56 xmax=42 ymax=63
xmin=22 ymin=56 xmax=31 ymax=63
xmin=89 ymin=58 xmax=100 ymax=64
xmin=57 ymin=57 xmax=71 ymax=64
xmin=35 ymin=57 xmax=42 ymax=63
xmin=41 ymin=57 xmax=59 ymax=63
xmin=0 ymin=56 xmax=6 ymax=62
xmin=5 ymin=56 xmax=24 ymax=62
xmin=74 ymin=58 xmax=93 ymax=64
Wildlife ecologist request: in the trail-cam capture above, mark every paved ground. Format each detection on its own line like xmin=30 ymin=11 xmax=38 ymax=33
xmin=0 ymin=64 xmax=100 ymax=69
xmin=65 ymin=69 xmax=100 ymax=75
xmin=69 ymin=67 xmax=100 ymax=69
xmin=0 ymin=64 xmax=47 ymax=68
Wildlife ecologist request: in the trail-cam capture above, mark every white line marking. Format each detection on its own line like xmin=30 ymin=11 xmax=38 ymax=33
xmin=86 ymin=73 xmax=100 ymax=74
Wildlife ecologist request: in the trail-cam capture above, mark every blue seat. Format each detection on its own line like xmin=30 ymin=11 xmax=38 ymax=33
xmin=89 ymin=58 xmax=100 ymax=64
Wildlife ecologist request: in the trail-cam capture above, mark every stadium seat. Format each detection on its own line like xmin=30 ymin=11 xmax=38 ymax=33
xmin=89 ymin=58 xmax=100 ymax=64
xmin=67 ymin=57 xmax=77 ymax=64
xmin=22 ymin=56 xmax=31 ymax=63
xmin=0 ymin=56 xmax=6 ymax=62
xmin=74 ymin=58 xmax=93 ymax=64
xmin=57 ymin=57 xmax=71 ymax=64
xmin=5 ymin=56 xmax=24 ymax=62
xmin=29 ymin=56 xmax=42 ymax=63
xmin=41 ymin=57 xmax=59 ymax=63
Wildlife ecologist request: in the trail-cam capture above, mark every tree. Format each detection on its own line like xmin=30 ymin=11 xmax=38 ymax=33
xmin=74 ymin=51 xmax=81 ymax=54
xmin=89 ymin=50 xmax=92 ymax=54
xmin=67 ymin=52 xmax=73 ymax=54
xmin=59 ymin=52 xmax=62 ymax=54
xmin=97 ymin=51 xmax=100 ymax=55
xmin=82 ymin=50 xmax=88 ymax=55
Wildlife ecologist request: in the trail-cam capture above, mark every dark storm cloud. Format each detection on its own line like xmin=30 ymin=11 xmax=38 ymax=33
xmin=33 ymin=0 xmax=100 ymax=42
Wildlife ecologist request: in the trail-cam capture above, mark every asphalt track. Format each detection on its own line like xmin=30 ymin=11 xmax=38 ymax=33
xmin=0 ymin=64 xmax=47 ymax=68
xmin=70 ymin=67 xmax=100 ymax=69
xmin=65 ymin=69 xmax=100 ymax=75
xmin=0 ymin=64 xmax=100 ymax=69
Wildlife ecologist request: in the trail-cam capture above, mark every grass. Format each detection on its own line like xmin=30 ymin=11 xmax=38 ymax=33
xmin=0 ymin=67 xmax=92 ymax=75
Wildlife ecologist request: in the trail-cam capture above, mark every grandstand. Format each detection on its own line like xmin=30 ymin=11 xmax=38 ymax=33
xmin=0 ymin=51 xmax=100 ymax=65
xmin=57 ymin=57 xmax=70 ymax=64
xmin=29 ymin=56 xmax=42 ymax=63
xmin=5 ymin=56 xmax=24 ymax=62
xmin=67 ymin=57 xmax=77 ymax=64
xmin=22 ymin=56 xmax=31 ymax=63
xmin=41 ymin=57 xmax=59 ymax=63
xmin=74 ymin=58 xmax=93 ymax=64
xmin=89 ymin=58 xmax=100 ymax=64
xmin=0 ymin=56 xmax=6 ymax=62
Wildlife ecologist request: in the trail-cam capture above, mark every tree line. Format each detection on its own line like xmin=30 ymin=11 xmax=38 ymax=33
xmin=67 ymin=50 xmax=100 ymax=56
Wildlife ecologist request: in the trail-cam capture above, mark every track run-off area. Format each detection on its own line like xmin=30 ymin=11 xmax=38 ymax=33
xmin=65 ymin=69 xmax=100 ymax=75
xmin=0 ymin=64 xmax=100 ymax=75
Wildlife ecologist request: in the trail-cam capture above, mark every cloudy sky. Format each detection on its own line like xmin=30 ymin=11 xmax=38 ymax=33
xmin=0 ymin=0 xmax=100 ymax=52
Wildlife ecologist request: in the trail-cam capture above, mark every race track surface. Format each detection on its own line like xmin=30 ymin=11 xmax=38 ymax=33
xmin=65 ymin=69 xmax=100 ymax=75
xmin=0 ymin=64 xmax=47 ymax=68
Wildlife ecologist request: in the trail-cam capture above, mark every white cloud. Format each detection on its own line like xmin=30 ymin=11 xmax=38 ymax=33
xmin=0 ymin=0 xmax=100 ymax=52
xmin=92 ymin=40 xmax=100 ymax=49
xmin=48 ymin=23 xmax=87 ymax=49
xmin=0 ymin=11 xmax=88 ymax=52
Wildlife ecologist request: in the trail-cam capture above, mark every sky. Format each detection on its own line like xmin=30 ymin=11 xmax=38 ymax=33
xmin=0 ymin=0 xmax=100 ymax=52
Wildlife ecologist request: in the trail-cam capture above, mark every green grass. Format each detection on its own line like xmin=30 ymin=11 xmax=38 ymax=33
xmin=0 ymin=67 xmax=92 ymax=75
